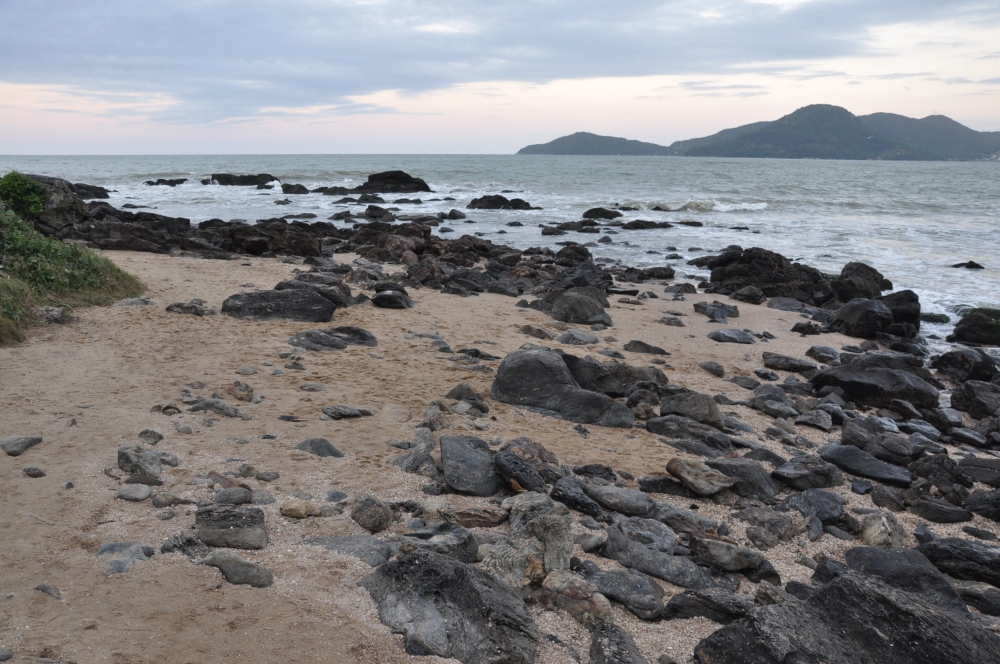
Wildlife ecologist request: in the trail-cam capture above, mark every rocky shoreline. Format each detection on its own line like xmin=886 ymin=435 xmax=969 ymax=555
xmin=2 ymin=170 xmax=1000 ymax=663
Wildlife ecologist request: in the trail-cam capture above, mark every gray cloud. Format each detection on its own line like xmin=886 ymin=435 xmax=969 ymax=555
xmin=0 ymin=0 xmax=994 ymax=123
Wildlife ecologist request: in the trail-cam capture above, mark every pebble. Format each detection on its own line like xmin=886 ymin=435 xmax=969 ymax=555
xmin=236 ymin=366 xmax=258 ymax=375
xmin=138 ymin=429 xmax=163 ymax=444
xmin=299 ymin=382 xmax=325 ymax=392
xmin=23 ymin=467 xmax=46 ymax=478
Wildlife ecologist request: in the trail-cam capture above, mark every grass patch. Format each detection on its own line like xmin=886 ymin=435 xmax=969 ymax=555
xmin=0 ymin=190 xmax=146 ymax=344
xmin=0 ymin=171 xmax=48 ymax=220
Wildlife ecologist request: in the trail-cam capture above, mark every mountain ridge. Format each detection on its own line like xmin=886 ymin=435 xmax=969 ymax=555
xmin=517 ymin=105 xmax=1000 ymax=161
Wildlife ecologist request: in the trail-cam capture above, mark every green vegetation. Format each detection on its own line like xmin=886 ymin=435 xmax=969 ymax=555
xmin=0 ymin=171 xmax=48 ymax=219
xmin=0 ymin=176 xmax=145 ymax=344
xmin=951 ymin=308 xmax=1000 ymax=346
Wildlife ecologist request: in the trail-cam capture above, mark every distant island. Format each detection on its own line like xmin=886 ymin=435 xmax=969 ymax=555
xmin=517 ymin=104 xmax=1000 ymax=161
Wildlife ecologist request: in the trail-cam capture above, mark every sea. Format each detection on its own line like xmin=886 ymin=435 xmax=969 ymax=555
xmin=2 ymin=154 xmax=998 ymax=348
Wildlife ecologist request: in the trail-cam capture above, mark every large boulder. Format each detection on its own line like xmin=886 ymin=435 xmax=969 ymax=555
xmin=25 ymin=175 xmax=91 ymax=237
xmin=660 ymin=392 xmax=724 ymax=429
xmin=916 ymin=538 xmax=1000 ymax=588
xmin=440 ymin=435 xmax=499 ymax=497
xmin=699 ymin=247 xmax=832 ymax=305
xmin=811 ymin=365 xmax=939 ymax=410
xmin=360 ymin=550 xmax=537 ymax=663
xmin=490 ymin=349 xmax=634 ymax=427
xmin=948 ymin=308 xmax=1000 ymax=346
xmin=818 ymin=444 xmax=912 ymax=487
xmin=844 ymin=546 xmax=967 ymax=612
xmin=932 ymin=348 xmax=998 ymax=383
xmin=834 ymin=262 xmax=892 ymax=301
xmin=827 ymin=298 xmax=894 ymax=339
xmin=951 ymin=380 xmax=1000 ymax=419
xmin=879 ymin=289 xmax=921 ymax=331
xmin=352 ymin=170 xmax=431 ymax=194
xmin=693 ymin=572 xmax=1000 ymax=664
xmin=549 ymin=292 xmax=613 ymax=326
xmin=221 ymin=290 xmax=335 ymax=322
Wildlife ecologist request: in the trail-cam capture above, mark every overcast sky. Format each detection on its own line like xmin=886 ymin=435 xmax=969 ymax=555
xmin=1 ymin=0 xmax=998 ymax=153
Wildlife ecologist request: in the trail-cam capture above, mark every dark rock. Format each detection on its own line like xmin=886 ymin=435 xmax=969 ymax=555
xmin=372 ymin=290 xmax=415 ymax=309
xmin=933 ymin=348 xmax=998 ymax=382
xmin=195 ymin=504 xmax=268 ymax=549
xmin=211 ymin=173 xmax=276 ymax=186
xmin=811 ymin=365 xmax=939 ymax=410
xmin=795 ymin=409 xmax=834 ymax=432
xmin=951 ymin=380 xmax=1000 ymax=420
xmin=731 ymin=286 xmax=766 ymax=304
xmin=949 ymin=308 xmax=1000 ymax=345
xmin=762 ymin=352 xmax=817 ymax=373
xmin=827 ymin=298 xmax=894 ymax=339
xmin=440 ymin=435 xmax=498 ymax=497
xmin=590 ymin=622 xmax=649 ymax=664
xmin=777 ymin=488 xmax=844 ymax=524
xmin=198 ymin=550 xmax=273 ymax=587
xmin=663 ymin=588 xmax=755 ymax=624
xmin=910 ymin=497 xmax=973 ymax=523
xmin=878 ymin=289 xmax=921 ymax=330
xmin=819 ymin=444 xmax=913 ymax=487
xmin=806 ymin=345 xmax=841 ymax=364
xmin=398 ymin=522 xmax=479 ymax=563
xmin=601 ymin=523 xmax=715 ymax=590
xmin=771 ymin=455 xmax=843 ymax=490
xmin=705 ymin=458 xmax=780 ymax=500
xmin=288 ymin=326 xmax=378 ymax=351
xmin=551 ymin=476 xmax=606 ymax=519
xmin=844 ymin=546 xmax=967 ymax=612
xmin=699 ymin=247 xmax=830 ymax=305
xmin=693 ymin=572 xmax=1000 ymax=664
xmin=353 ymin=170 xmax=431 ymax=194
xmin=494 ymin=451 xmax=547 ymax=493
xmin=490 ymin=349 xmax=634 ymax=427
xmin=574 ymin=463 xmax=617 ymax=482
xmin=624 ymin=340 xmax=669 ymax=355
xmin=699 ymin=361 xmax=725 ymax=377
xmin=585 ymin=485 xmax=655 ymax=516
xmin=1 ymin=435 xmax=43 ymax=456
xmin=666 ymin=457 xmax=738 ymax=496
xmin=586 ymin=569 xmax=665 ymax=620
xmin=550 ymin=292 xmax=613 ymax=327
xmin=221 ymin=290 xmax=335 ymax=322
xmin=351 ymin=494 xmax=393 ymax=533
xmin=660 ymin=392 xmax=724 ymax=429
xmin=955 ymin=580 xmax=1000 ymax=615
xmin=871 ymin=484 xmax=905 ymax=511
xmin=707 ymin=329 xmax=756 ymax=344
xmin=961 ymin=457 xmax=1000 ymax=487
xmin=638 ymin=475 xmax=696 ymax=497
xmin=361 ymin=550 xmax=537 ymax=662
xmin=968 ymin=490 xmax=1000 ymax=522
xmin=295 ymin=437 xmax=344 ymax=458
xmin=166 ymin=299 xmax=216 ymax=316
xmin=583 ymin=207 xmax=623 ymax=220
xmin=917 ymin=537 xmax=1000 ymax=588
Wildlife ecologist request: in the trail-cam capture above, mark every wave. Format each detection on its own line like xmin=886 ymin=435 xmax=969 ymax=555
xmin=655 ymin=200 xmax=768 ymax=213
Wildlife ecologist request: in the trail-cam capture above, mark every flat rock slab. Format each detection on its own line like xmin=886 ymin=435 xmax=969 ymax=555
xmin=811 ymin=365 xmax=939 ymax=410
xmin=819 ymin=444 xmax=913 ymax=488
xmin=195 ymin=504 xmax=268 ymax=549
xmin=1 ymin=436 xmax=43 ymax=456
xmin=288 ymin=325 xmax=377 ymax=350
xmin=221 ymin=290 xmax=335 ymax=322
xmin=198 ymin=550 xmax=273 ymax=587
xmin=707 ymin=329 xmax=756 ymax=344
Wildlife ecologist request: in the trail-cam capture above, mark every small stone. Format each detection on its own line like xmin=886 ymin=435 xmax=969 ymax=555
xmin=699 ymin=361 xmax=725 ymax=377
xmin=281 ymin=499 xmax=321 ymax=518
xmin=236 ymin=366 xmax=258 ymax=375
xmin=1 ymin=435 xmax=43 ymax=456
xmin=299 ymin=382 xmax=325 ymax=392
xmin=351 ymin=494 xmax=393 ymax=533
xmin=198 ymin=550 xmax=273 ymax=587
xmin=138 ymin=429 xmax=163 ymax=445
xmin=118 ymin=484 xmax=152 ymax=502
xmin=294 ymin=437 xmax=344 ymax=457
xmin=23 ymin=467 xmax=46 ymax=478
xmin=155 ymin=509 xmax=175 ymax=520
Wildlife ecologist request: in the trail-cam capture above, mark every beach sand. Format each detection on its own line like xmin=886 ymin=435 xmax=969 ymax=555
xmin=0 ymin=251 xmax=991 ymax=664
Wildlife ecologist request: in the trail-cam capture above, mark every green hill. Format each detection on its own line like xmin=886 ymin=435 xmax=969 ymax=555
xmin=664 ymin=121 xmax=771 ymax=156
xmin=516 ymin=132 xmax=673 ymax=155
xmin=858 ymin=112 xmax=1000 ymax=161
xmin=685 ymin=105 xmax=937 ymax=160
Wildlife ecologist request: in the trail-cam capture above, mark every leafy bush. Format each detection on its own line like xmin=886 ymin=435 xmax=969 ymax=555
xmin=0 ymin=204 xmax=145 ymax=344
xmin=0 ymin=171 xmax=48 ymax=219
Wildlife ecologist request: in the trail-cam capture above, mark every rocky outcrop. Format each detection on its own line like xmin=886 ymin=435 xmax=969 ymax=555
xmin=693 ymin=572 xmax=1000 ymax=664
xmin=353 ymin=170 xmax=431 ymax=194
xmin=948 ymin=308 xmax=1000 ymax=345
xmin=694 ymin=246 xmax=833 ymax=305
xmin=221 ymin=290 xmax=335 ymax=322
xmin=468 ymin=194 xmax=538 ymax=210
xmin=811 ymin=365 xmax=939 ymax=410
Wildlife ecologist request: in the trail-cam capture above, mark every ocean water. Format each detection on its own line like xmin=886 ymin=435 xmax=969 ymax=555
xmin=2 ymin=154 xmax=998 ymax=340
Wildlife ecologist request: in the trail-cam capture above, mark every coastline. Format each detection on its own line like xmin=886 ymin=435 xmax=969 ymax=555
xmin=2 ymin=249 xmax=998 ymax=663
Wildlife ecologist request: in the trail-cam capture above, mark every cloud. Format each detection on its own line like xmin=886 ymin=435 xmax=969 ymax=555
xmin=0 ymin=0 xmax=995 ymax=124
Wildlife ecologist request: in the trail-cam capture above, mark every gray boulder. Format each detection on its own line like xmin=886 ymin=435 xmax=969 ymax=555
xmin=0 ymin=435 xmax=43 ymax=456
xmin=361 ymin=549 xmax=538 ymax=663
xmin=490 ymin=349 xmax=634 ymax=428
xmin=440 ymin=435 xmax=498 ymax=497
xmin=221 ymin=289 xmax=335 ymax=322
xmin=198 ymin=550 xmax=273 ymax=587
xmin=811 ymin=365 xmax=939 ymax=410
xmin=827 ymin=298 xmax=894 ymax=339
xmin=660 ymin=392 xmax=725 ymax=429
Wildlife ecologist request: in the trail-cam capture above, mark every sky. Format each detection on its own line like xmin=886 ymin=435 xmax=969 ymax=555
xmin=1 ymin=0 xmax=998 ymax=154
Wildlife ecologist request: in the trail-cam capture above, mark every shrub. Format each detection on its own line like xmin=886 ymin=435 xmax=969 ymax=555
xmin=0 ymin=171 xmax=48 ymax=220
xmin=0 ymin=204 xmax=145 ymax=343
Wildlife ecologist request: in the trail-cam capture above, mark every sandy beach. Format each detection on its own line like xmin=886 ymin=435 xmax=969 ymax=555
xmin=1 ymin=250 xmax=995 ymax=664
